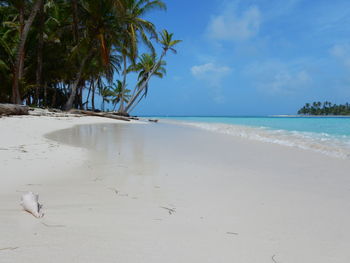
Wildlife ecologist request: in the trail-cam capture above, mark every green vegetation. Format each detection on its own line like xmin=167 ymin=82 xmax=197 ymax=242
xmin=0 ymin=0 xmax=181 ymax=114
xmin=298 ymin=102 xmax=350 ymax=115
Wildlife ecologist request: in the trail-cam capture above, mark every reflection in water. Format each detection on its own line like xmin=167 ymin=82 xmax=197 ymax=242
xmin=46 ymin=123 xmax=157 ymax=176
xmin=45 ymin=122 xmax=208 ymax=201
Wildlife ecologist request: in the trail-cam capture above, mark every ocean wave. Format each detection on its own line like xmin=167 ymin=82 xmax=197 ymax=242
xmin=164 ymin=120 xmax=350 ymax=159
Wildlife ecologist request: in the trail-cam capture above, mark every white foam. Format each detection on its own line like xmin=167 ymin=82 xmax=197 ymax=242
xmin=165 ymin=120 xmax=350 ymax=159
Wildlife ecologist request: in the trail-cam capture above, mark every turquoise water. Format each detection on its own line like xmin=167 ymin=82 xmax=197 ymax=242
xmin=160 ymin=116 xmax=350 ymax=137
xmin=157 ymin=116 xmax=350 ymax=158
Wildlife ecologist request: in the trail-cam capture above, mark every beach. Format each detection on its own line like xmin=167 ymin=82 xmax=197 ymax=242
xmin=1 ymin=115 xmax=350 ymax=262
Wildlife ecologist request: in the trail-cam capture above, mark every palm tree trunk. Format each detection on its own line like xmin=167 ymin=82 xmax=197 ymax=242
xmin=52 ymin=87 xmax=57 ymax=107
xmin=91 ymin=80 xmax=95 ymax=111
xmin=43 ymin=82 xmax=47 ymax=106
xmin=85 ymin=80 xmax=92 ymax=110
xmin=128 ymin=91 xmax=146 ymax=113
xmin=11 ymin=4 xmax=24 ymax=104
xmin=18 ymin=5 xmax=25 ymax=88
xmin=72 ymin=0 xmax=79 ymax=43
xmin=35 ymin=0 xmax=44 ymax=106
xmin=65 ymin=50 xmax=93 ymax=110
xmin=118 ymin=54 xmax=127 ymax=113
xmin=125 ymin=50 xmax=166 ymax=113
xmin=12 ymin=0 xmax=43 ymax=104
xmin=78 ymin=84 xmax=83 ymax=109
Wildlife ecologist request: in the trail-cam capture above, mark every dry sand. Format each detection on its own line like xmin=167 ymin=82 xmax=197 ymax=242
xmin=1 ymin=116 xmax=350 ymax=262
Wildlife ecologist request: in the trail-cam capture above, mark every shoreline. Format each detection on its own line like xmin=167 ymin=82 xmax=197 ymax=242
xmin=271 ymin=114 xmax=350 ymax=118
xmin=1 ymin=116 xmax=350 ymax=262
xmin=143 ymin=115 xmax=350 ymax=118
xmin=160 ymin=118 xmax=350 ymax=159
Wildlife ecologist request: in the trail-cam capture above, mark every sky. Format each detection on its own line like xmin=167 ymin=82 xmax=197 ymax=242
xmin=131 ymin=0 xmax=350 ymax=116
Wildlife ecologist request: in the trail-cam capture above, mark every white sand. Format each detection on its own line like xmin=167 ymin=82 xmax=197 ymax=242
xmin=1 ymin=116 xmax=350 ymax=262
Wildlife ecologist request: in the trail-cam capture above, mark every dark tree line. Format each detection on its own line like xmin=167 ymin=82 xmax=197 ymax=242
xmin=298 ymin=102 xmax=350 ymax=115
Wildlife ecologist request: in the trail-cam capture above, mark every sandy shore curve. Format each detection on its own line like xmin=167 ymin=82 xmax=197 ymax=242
xmin=1 ymin=116 xmax=350 ymax=262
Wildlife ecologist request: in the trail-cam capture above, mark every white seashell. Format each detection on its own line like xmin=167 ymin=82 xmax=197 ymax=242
xmin=20 ymin=192 xmax=44 ymax=218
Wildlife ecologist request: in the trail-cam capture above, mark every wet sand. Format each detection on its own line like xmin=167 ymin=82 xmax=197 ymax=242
xmin=1 ymin=118 xmax=350 ymax=262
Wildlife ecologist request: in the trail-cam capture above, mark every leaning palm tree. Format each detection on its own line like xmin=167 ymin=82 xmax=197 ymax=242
xmin=117 ymin=0 xmax=166 ymax=114
xmin=126 ymin=53 xmax=166 ymax=112
xmin=124 ymin=29 xmax=181 ymax=113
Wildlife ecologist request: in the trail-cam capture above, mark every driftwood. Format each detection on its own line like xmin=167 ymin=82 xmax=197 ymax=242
xmin=0 ymin=104 xmax=29 ymax=116
xmin=28 ymin=107 xmax=80 ymax=117
xmin=109 ymin=112 xmax=128 ymax=117
xmin=47 ymin=108 xmax=62 ymax=113
xmin=110 ymin=112 xmax=140 ymax=120
xmin=148 ymin=119 xmax=158 ymax=123
xmin=110 ymin=111 xmax=129 ymax=117
xmin=69 ymin=110 xmax=130 ymax=122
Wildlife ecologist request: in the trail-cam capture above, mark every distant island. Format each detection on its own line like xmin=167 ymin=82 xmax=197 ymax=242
xmin=298 ymin=102 xmax=350 ymax=115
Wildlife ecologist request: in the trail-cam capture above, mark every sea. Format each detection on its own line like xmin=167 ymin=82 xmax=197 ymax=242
xmin=155 ymin=116 xmax=350 ymax=159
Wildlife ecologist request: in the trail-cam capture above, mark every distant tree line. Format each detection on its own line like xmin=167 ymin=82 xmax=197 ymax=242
xmin=298 ymin=102 xmax=350 ymax=115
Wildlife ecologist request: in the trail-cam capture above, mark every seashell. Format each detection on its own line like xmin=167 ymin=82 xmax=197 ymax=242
xmin=20 ymin=192 xmax=44 ymax=218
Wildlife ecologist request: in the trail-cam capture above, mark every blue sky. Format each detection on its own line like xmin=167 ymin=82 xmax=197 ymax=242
xmin=132 ymin=0 xmax=350 ymax=116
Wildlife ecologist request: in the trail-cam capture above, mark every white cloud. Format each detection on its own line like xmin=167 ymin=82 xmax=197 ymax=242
xmin=191 ymin=62 xmax=232 ymax=103
xmin=207 ymin=4 xmax=261 ymax=41
xmin=244 ymin=60 xmax=312 ymax=95
xmin=330 ymin=44 xmax=350 ymax=68
xmin=191 ymin=63 xmax=231 ymax=78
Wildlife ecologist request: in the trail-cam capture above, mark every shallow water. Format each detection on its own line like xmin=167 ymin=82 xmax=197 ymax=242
xmin=160 ymin=116 xmax=350 ymax=135
xmin=158 ymin=117 xmax=350 ymax=159
xmin=45 ymin=122 xmax=202 ymax=177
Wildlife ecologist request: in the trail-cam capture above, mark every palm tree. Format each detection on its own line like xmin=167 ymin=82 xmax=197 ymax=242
xmin=109 ymin=80 xmax=131 ymax=111
xmin=0 ymin=5 xmax=17 ymax=102
xmin=11 ymin=0 xmax=43 ymax=104
xmin=117 ymin=0 xmax=166 ymax=114
xmin=126 ymin=53 xmax=165 ymax=112
xmin=298 ymin=101 xmax=350 ymax=115
xmin=65 ymin=0 xmax=121 ymax=110
xmin=99 ymin=85 xmax=112 ymax=111
xmin=0 ymin=0 xmax=174 ymax=112
xmin=124 ymin=29 xmax=181 ymax=113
